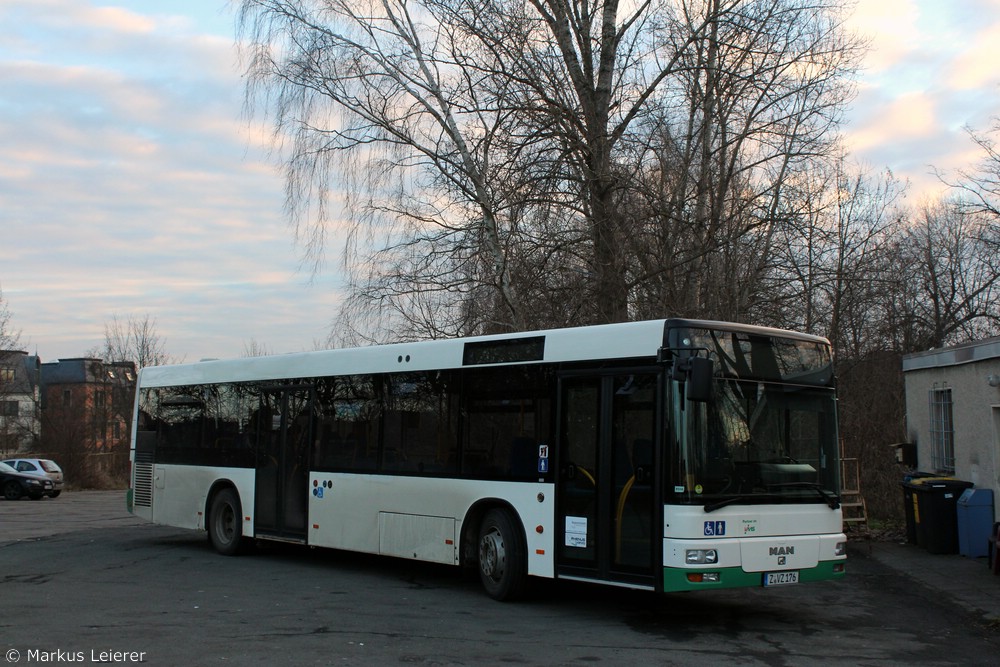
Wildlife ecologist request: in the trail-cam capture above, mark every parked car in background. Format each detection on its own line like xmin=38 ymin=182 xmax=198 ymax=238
xmin=0 ymin=461 xmax=55 ymax=500
xmin=2 ymin=458 xmax=64 ymax=498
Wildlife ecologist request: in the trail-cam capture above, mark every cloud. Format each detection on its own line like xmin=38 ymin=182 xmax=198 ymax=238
xmin=846 ymin=92 xmax=935 ymax=152
xmin=948 ymin=22 xmax=1000 ymax=90
xmin=0 ymin=1 xmax=345 ymax=361
xmin=847 ymin=0 xmax=922 ymax=75
xmin=841 ymin=0 xmax=1000 ymax=200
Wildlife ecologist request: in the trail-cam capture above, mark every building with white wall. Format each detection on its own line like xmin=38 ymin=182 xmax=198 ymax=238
xmin=903 ymin=338 xmax=1000 ymax=516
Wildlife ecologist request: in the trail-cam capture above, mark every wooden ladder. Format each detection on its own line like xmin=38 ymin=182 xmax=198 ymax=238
xmin=840 ymin=456 xmax=870 ymax=541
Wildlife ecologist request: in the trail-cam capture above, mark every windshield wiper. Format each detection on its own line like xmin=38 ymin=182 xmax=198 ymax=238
xmin=703 ymin=495 xmax=759 ymax=513
xmin=766 ymin=482 xmax=840 ymax=509
xmin=704 ymin=483 xmax=840 ymax=513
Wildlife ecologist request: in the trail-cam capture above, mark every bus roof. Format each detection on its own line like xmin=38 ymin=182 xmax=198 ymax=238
xmin=137 ymin=318 xmax=830 ymax=388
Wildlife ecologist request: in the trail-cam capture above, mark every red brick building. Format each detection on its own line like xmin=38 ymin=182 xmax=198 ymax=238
xmin=40 ymin=358 xmax=137 ymax=478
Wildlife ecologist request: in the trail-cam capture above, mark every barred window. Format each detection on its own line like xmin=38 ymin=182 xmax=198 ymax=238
xmin=928 ymin=388 xmax=955 ymax=473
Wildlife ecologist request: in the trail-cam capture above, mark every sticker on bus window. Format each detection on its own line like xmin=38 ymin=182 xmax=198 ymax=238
xmin=565 ymin=516 xmax=588 ymax=548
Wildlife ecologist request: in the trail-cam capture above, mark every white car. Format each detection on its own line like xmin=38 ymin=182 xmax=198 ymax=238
xmin=2 ymin=458 xmax=64 ymax=498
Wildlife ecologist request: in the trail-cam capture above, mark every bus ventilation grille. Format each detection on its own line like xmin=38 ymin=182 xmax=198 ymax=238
xmin=133 ymin=454 xmax=154 ymax=508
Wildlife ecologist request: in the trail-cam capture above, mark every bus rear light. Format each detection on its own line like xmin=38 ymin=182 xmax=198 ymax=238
xmin=535 ymin=525 xmax=544 ymax=534
xmin=835 ymin=541 xmax=847 ymax=556
xmin=833 ymin=563 xmax=845 ymax=573
xmin=686 ymin=572 xmax=720 ymax=583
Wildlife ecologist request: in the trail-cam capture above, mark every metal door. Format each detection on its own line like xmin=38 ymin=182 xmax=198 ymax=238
xmin=254 ymin=387 xmax=312 ymax=540
xmin=556 ymin=371 xmax=660 ymax=586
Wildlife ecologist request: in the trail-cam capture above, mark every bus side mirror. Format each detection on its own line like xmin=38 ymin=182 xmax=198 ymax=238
xmin=688 ymin=357 xmax=714 ymax=402
xmin=675 ymin=357 xmax=713 ymax=403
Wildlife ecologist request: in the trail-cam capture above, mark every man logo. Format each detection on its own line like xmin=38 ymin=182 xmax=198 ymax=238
xmin=769 ymin=546 xmax=794 ymax=556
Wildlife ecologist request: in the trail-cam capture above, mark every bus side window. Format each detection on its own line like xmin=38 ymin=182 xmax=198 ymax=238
xmin=382 ymin=371 xmax=459 ymax=475
xmin=462 ymin=366 xmax=551 ymax=481
xmin=157 ymin=388 xmax=205 ymax=460
xmin=314 ymin=375 xmax=380 ymax=472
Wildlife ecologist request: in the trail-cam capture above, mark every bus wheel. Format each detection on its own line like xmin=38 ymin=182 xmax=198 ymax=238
xmin=478 ymin=508 xmax=527 ymax=601
xmin=208 ymin=488 xmax=244 ymax=556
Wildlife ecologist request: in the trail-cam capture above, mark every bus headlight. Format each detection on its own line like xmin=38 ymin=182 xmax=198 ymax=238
xmin=685 ymin=549 xmax=718 ymax=564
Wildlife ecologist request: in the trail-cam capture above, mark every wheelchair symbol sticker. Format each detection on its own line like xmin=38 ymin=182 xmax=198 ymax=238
xmin=704 ymin=520 xmax=726 ymax=536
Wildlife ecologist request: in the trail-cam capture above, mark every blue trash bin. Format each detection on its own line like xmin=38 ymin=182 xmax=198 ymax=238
xmin=957 ymin=488 xmax=995 ymax=558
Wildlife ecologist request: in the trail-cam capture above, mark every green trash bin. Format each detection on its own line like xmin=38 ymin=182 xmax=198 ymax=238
xmin=911 ymin=478 xmax=974 ymax=554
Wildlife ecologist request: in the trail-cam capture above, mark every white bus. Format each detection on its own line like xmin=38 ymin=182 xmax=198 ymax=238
xmin=128 ymin=318 xmax=846 ymax=599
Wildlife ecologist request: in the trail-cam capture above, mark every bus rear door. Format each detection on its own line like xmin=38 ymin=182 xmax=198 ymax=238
xmin=254 ymin=386 xmax=313 ymax=541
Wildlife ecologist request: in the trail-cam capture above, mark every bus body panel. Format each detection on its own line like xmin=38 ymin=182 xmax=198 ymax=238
xmin=664 ymin=504 xmax=843 ymax=540
xmin=307 ymin=473 xmax=556 ymax=577
xmin=148 ymin=464 xmax=254 ymax=533
xmin=662 ymin=503 xmax=846 ymax=591
xmin=135 ymin=320 xmax=672 ymax=389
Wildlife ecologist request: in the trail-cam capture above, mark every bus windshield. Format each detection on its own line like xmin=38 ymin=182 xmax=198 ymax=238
xmin=668 ymin=376 xmax=839 ymax=509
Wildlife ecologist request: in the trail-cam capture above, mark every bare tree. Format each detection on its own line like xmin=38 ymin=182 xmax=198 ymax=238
xmin=0 ymin=286 xmax=21 ymax=352
xmin=892 ymin=202 xmax=1000 ymax=349
xmin=39 ymin=383 xmax=113 ymax=487
xmin=99 ymin=313 xmax=173 ymax=370
xmin=238 ymin=1 xmax=862 ymax=339
xmin=238 ymin=0 xmax=541 ymax=337
xmin=242 ymin=338 xmax=273 ymax=357
xmin=626 ymin=1 xmax=864 ymax=326
xmin=771 ymin=159 xmax=905 ymax=354
xmin=0 ymin=288 xmax=30 ymax=457
xmin=946 ymin=119 xmax=1000 ymax=221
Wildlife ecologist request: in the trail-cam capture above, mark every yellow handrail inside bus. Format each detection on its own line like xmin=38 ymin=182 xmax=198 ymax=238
xmin=615 ymin=475 xmax=636 ymax=562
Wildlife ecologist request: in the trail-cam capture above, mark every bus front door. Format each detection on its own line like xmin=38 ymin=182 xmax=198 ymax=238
xmin=556 ymin=372 xmax=660 ymax=587
xmin=254 ymin=387 xmax=313 ymax=541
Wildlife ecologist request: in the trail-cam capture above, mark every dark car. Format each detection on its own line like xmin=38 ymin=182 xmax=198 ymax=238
xmin=0 ymin=461 xmax=54 ymax=500
xmin=2 ymin=458 xmax=64 ymax=497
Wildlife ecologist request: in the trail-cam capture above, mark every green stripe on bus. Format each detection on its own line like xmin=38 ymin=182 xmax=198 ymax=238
xmin=663 ymin=561 xmax=845 ymax=592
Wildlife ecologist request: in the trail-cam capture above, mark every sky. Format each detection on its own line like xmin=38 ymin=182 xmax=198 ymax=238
xmin=1 ymin=0 xmax=999 ymax=364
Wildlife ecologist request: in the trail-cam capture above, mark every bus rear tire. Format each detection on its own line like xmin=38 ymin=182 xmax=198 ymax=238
xmin=478 ymin=508 xmax=527 ymax=601
xmin=208 ymin=487 xmax=245 ymax=556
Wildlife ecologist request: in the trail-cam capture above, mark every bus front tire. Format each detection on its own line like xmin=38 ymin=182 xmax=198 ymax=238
xmin=208 ymin=488 xmax=245 ymax=556
xmin=478 ymin=508 xmax=527 ymax=601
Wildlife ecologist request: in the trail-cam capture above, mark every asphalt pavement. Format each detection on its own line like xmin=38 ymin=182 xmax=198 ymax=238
xmin=850 ymin=537 xmax=1000 ymax=625
xmin=4 ymin=491 xmax=999 ymax=626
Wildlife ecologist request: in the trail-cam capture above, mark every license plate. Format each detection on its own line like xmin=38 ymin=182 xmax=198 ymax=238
xmin=763 ymin=571 xmax=799 ymax=586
